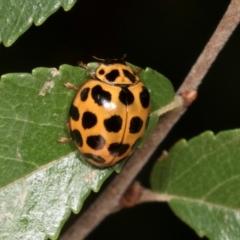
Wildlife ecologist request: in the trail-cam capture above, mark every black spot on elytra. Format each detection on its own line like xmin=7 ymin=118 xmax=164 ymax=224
xmin=92 ymin=85 xmax=112 ymax=106
xmin=105 ymin=69 xmax=120 ymax=82
xmin=119 ymin=87 xmax=134 ymax=106
xmin=80 ymin=87 xmax=90 ymax=101
xmin=82 ymin=112 xmax=97 ymax=129
xmin=104 ymin=115 xmax=123 ymax=133
xmin=87 ymin=135 xmax=106 ymax=150
xmin=140 ymin=86 xmax=150 ymax=108
xmin=123 ymin=69 xmax=136 ymax=83
xmin=98 ymin=69 xmax=105 ymax=75
xmin=83 ymin=153 xmax=106 ymax=163
xmin=69 ymin=104 xmax=80 ymax=121
xmin=108 ymin=143 xmax=130 ymax=156
xmin=129 ymin=117 xmax=143 ymax=134
xmin=70 ymin=129 xmax=83 ymax=147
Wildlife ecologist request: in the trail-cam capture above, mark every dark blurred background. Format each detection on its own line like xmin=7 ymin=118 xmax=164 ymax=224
xmin=1 ymin=0 xmax=239 ymax=239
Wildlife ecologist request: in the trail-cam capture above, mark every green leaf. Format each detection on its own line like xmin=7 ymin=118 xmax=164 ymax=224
xmin=0 ymin=153 xmax=117 ymax=239
xmin=151 ymin=130 xmax=240 ymax=240
xmin=140 ymin=67 xmax=175 ymax=112
xmin=0 ymin=0 xmax=77 ymax=46
xmin=0 ymin=63 xmax=174 ymax=239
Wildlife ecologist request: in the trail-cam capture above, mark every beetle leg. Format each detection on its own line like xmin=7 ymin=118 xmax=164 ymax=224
xmin=134 ymin=68 xmax=142 ymax=75
xmin=78 ymin=61 xmax=96 ymax=78
xmin=57 ymin=137 xmax=72 ymax=143
xmin=63 ymin=82 xmax=79 ymax=91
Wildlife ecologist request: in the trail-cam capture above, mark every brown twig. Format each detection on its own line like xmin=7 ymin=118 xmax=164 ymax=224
xmin=177 ymin=0 xmax=240 ymax=94
xmin=119 ymin=182 xmax=171 ymax=207
xmin=59 ymin=1 xmax=240 ymax=239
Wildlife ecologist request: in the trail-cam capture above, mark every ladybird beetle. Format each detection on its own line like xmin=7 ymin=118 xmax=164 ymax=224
xmin=67 ymin=56 xmax=150 ymax=167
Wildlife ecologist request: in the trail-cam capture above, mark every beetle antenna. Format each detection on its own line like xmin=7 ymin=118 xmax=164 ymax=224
xmin=93 ymin=54 xmax=127 ymax=62
xmin=121 ymin=54 xmax=127 ymax=60
xmin=92 ymin=56 xmax=105 ymax=62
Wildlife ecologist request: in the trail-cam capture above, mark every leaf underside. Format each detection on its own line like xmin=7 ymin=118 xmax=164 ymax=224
xmin=151 ymin=130 xmax=240 ymax=240
xmin=0 ymin=0 xmax=77 ymax=46
xmin=0 ymin=63 xmax=174 ymax=239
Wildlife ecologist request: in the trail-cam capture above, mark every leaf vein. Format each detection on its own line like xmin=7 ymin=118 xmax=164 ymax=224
xmin=0 ymin=155 xmax=39 ymax=168
xmin=169 ymin=194 xmax=240 ymax=212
